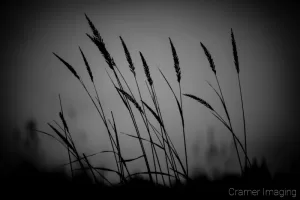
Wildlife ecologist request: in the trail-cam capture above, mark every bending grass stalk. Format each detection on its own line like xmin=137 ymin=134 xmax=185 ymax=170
xmin=157 ymin=67 xmax=188 ymax=178
xmin=144 ymin=81 xmax=171 ymax=184
xmin=50 ymin=51 xmax=131 ymax=183
xmin=116 ymin=87 xmax=154 ymax=183
xmin=206 ymin=80 xmax=251 ymax=167
xmin=110 ymin=56 xmax=163 ymax=184
xmin=121 ymin=130 xmax=181 ymax=185
xmin=145 ymin=81 xmax=181 ymax=162
xmin=237 ymin=74 xmax=247 ymax=169
xmin=135 ymin=88 xmax=163 ymax=185
xmin=210 ymin=110 xmax=251 ymax=166
xmin=109 ymin=111 xmax=125 ymax=182
xmin=146 ymin=120 xmax=183 ymax=167
xmin=121 ymin=132 xmax=165 ymax=150
xmin=49 ymin=115 xmax=127 ymax=185
xmin=34 ymin=129 xmax=89 ymax=178
xmin=34 ymin=129 xmax=77 ymax=158
xmin=103 ymin=115 xmax=131 ymax=181
xmin=142 ymin=57 xmax=181 ymax=183
xmin=83 ymin=153 xmax=99 ymax=184
xmin=87 ymin=70 xmax=123 ymax=179
xmin=119 ymin=155 xmax=144 ymax=163
xmin=54 ymin=51 xmax=129 ymax=182
xmin=55 ymin=111 xmax=130 ymax=182
xmin=125 ymin=171 xmax=175 ymax=181
xmin=200 ymin=41 xmax=244 ymax=174
xmin=61 ymin=151 xmax=110 ymax=167
xmin=147 ymin=88 xmax=181 ymax=183
xmin=106 ymin=118 xmax=122 ymax=180
xmin=144 ymin=116 xmax=178 ymax=180
xmin=182 ymin=93 xmax=251 ymax=165
xmin=106 ymin=70 xmax=153 ymax=183
xmin=214 ymin=74 xmax=244 ymax=171
xmin=169 ymin=38 xmax=188 ymax=176
xmin=105 ymin=60 xmax=155 ymax=183
xmin=151 ymin=84 xmax=180 ymax=181
xmin=51 ymin=16 xmax=251 ymax=185
xmin=61 ymin=149 xmax=126 ymax=182
xmin=144 ymin=81 xmax=180 ymax=184
xmin=53 ymin=120 xmax=73 ymax=143
xmin=58 ymin=95 xmax=74 ymax=180
xmin=121 ymin=42 xmax=163 ymax=183
xmin=48 ymin=122 xmax=89 ymax=179
xmin=183 ymin=93 xmax=248 ymax=170
xmin=104 ymin=118 xmax=130 ymax=181
xmin=231 ymin=28 xmax=248 ymax=170
xmin=148 ymin=74 xmax=179 ymax=157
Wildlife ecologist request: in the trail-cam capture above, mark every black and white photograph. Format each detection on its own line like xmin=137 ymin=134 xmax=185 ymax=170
xmin=0 ymin=0 xmax=299 ymax=197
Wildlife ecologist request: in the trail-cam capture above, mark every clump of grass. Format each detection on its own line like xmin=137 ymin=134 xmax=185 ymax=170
xmin=36 ymin=13 xmax=251 ymax=186
xmin=85 ymin=14 xmax=115 ymax=70
xmin=184 ymin=30 xmax=251 ymax=173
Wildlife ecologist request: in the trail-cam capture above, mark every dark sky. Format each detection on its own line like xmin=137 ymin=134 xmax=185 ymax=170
xmin=1 ymin=0 xmax=299 ymax=182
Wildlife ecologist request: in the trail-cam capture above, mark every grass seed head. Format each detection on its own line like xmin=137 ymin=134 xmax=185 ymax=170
xmin=140 ymin=52 xmax=153 ymax=86
xmin=79 ymin=47 xmax=94 ymax=82
xmin=231 ymin=28 xmax=240 ymax=74
xmin=85 ymin=14 xmax=115 ymax=70
xmin=200 ymin=42 xmax=216 ymax=75
xmin=120 ymin=36 xmax=135 ymax=76
xmin=53 ymin=53 xmax=80 ymax=80
xmin=169 ymin=37 xmax=181 ymax=83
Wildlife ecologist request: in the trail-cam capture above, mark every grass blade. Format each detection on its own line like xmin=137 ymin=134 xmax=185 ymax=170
xmin=47 ymin=123 xmax=75 ymax=152
xmin=61 ymin=151 xmax=108 ymax=167
xmin=169 ymin=168 xmax=191 ymax=180
xmin=93 ymin=167 xmax=123 ymax=177
xmin=120 ymin=155 xmax=144 ymax=163
xmin=126 ymin=171 xmax=175 ymax=179
xmin=34 ymin=129 xmax=73 ymax=154
xmin=83 ymin=153 xmax=98 ymax=184
xmin=121 ymin=132 xmax=164 ymax=150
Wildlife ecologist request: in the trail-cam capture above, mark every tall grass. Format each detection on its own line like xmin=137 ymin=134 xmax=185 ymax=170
xmin=36 ymin=14 xmax=251 ymax=186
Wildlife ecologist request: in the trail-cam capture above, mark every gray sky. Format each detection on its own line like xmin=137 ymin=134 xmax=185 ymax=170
xmin=1 ymin=0 xmax=299 ymax=182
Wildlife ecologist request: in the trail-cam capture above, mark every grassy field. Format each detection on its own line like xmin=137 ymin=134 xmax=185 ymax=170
xmin=6 ymin=14 xmax=298 ymax=197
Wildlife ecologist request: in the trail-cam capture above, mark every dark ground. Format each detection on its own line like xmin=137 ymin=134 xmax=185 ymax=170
xmin=2 ymin=159 xmax=299 ymax=199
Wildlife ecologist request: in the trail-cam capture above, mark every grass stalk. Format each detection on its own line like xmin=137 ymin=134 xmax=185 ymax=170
xmin=200 ymin=41 xmax=244 ymax=174
xmin=58 ymin=95 xmax=74 ymax=180
xmin=46 ymin=14 xmax=254 ymax=186
xmin=231 ymin=28 xmax=248 ymax=170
